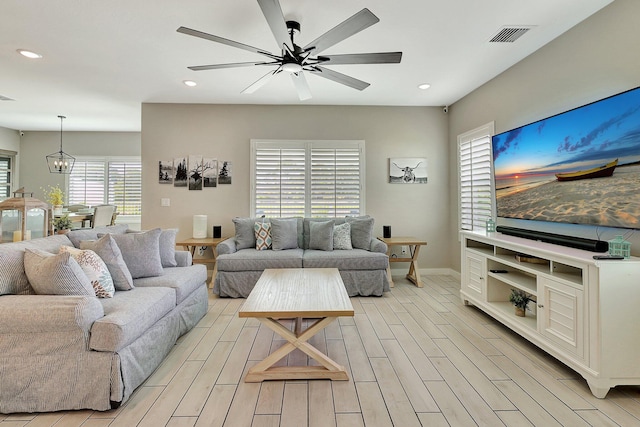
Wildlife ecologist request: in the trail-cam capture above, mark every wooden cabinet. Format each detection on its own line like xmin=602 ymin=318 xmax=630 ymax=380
xmin=460 ymin=230 xmax=640 ymax=398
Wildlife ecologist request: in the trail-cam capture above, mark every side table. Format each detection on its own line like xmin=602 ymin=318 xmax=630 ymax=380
xmin=377 ymin=236 xmax=427 ymax=288
xmin=176 ymin=237 xmax=227 ymax=289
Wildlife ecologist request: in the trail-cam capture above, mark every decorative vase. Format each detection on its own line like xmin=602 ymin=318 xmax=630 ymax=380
xmin=608 ymin=235 xmax=631 ymax=259
xmin=515 ymin=307 xmax=525 ymax=317
xmin=57 ymin=229 xmax=69 ymax=235
xmin=53 ymin=205 xmax=63 ymax=216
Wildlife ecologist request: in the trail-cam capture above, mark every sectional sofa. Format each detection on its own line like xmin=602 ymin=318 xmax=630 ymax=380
xmin=214 ymin=216 xmax=390 ymax=297
xmin=0 ymin=225 xmax=208 ymax=414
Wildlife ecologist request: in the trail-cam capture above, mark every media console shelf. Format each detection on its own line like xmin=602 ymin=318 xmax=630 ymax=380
xmin=460 ymin=230 xmax=640 ymax=398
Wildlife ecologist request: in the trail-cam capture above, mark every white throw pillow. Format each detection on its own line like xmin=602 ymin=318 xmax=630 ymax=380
xmin=59 ymin=246 xmax=115 ymax=298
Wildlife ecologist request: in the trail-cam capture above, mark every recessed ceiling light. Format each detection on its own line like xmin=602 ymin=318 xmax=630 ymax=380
xmin=183 ymin=80 xmax=197 ymax=87
xmin=418 ymin=83 xmax=431 ymax=90
xmin=17 ymin=49 xmax=42 ymax=59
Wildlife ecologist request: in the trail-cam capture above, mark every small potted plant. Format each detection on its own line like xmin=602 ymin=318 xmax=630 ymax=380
xmin=43 ymin=185 xmax=65 ymax=215
xmin=509 ymin=288 xmax=532 ymax=317
xmin=53 ymin=214 xmax=73 ymax=234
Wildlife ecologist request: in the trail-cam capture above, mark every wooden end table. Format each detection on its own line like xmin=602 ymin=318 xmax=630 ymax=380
xmin=377 ymin=236 xmax=427 ymax=288
xmin=239 ymin=268 xmax=354 ymax=382
xmin=176 ymin=237 xmax=227 ymax=288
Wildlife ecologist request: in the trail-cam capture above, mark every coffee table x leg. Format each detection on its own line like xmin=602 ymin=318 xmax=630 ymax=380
xmin=244 ymin=316 xmax=349 ymax=382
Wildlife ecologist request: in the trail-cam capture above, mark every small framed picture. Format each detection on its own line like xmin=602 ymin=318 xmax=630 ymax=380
xmin=389 ymin=158 xmax=427 ymax=184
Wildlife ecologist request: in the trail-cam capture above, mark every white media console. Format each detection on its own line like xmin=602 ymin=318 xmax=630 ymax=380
xmin=460 ymin=230 xmax=640 ymax=398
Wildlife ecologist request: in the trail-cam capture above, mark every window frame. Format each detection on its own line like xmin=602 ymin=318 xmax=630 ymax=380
xmin=0 ymin=150 xmax=16 ymax=202
xmin=458 ymin=122 xmax=495 ymax=233
xmin=250 ymin=140 xmax=366 ymax=218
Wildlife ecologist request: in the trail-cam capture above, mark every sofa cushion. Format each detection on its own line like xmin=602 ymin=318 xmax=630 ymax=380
xmin=24 ymin=248 xmax=95 ymax=297
xmin=233 ymin=217 xmax=259 ymax=250
xmin=302 ymin=217 xmax=347 ymax=249
xmin=270 ymin=218 xmax=298 ymax=250
xmin=59 ymin=246 xmax=115 ymax=298
xmin=217 ymin=248 xmax=303 ymax=272
xmin=333 ymin=222 xmax=353 ymax=250
xmin=346 ymin=216 xmax=375 ymax=250
xmin=89 ymin=286 xmax=176 ymax=352
xmin=133 ymin=265 xmax=207 ymax=305
xmin=303 ymin=248 xmax=389 ymax=270
xmin=110 ymin=228 xmax=164 ymax=279
xmin=67 ymin=224 xmax=129 ymax=248
xmin=125 ymin=228 xmax=178 ymax=268
xmin=254 ymin=221 xmax=272 ymax=250
xmin=81 ymin=234 xmax=134 ymax=291
xmin=309 ymin=220 xmax=334 ymax=251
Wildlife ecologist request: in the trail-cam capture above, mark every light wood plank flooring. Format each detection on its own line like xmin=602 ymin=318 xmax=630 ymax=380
xmin=3 ymin=274 xmax=640 ymax=426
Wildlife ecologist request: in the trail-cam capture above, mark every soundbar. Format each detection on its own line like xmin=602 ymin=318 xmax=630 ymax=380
xmin=496 ymin=225 xmax=608 ymax=253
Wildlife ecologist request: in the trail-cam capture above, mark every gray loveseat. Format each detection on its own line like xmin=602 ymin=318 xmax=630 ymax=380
xmin=0 ymin=225 xmax=208 ymax=413
xmin=213 ymin=216 xmax=390 ymax=297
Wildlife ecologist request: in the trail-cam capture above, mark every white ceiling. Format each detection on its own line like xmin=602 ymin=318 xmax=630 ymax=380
xmin=0 ymin=0 xmax=612 ymax=132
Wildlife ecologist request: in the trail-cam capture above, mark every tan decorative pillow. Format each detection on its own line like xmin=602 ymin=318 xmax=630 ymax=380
xmin=24 ymin=248 xmax=95 ymax=297
xmin=59 ymin=246 xmax=115 ymax=298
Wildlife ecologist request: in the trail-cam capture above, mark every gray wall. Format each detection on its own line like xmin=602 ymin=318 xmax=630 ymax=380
xmin=141 ymin=104 xmax=450 ymax=269
xmin=19 ymin=131 xmax=140 ymax=202
xmin=448 ymin=0 xmax=640 ymax=271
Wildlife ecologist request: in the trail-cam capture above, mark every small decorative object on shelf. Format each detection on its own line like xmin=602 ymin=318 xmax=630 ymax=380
xmin=608 ymin=235 xmax=631 ymax=259
xmin=53 ymin=214 xmax=73 ymax=234
xmin=509 ymin=288 xmax=532 ymax=317
xmin=485 ymin=217 xmax=496 ymax=233
xmin=42 ymin=184 xmax=65 ymax=215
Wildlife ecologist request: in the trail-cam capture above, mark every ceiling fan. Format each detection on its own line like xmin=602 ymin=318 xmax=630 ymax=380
xmin=177 ymin=0 xmax=402 ymax=100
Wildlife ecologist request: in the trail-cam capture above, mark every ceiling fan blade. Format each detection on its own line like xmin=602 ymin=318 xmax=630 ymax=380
xmin=242 ymin=68 xmax=280 ymax=94
xmin=291 ymin=72 xmax=312 ymax=101
xmin=188 ymin=61 xmax=278 ymax=71
xmin=257 ymin=0 xmax=291 ymax=51
xmin=318 ymin=52 xmax=402 ymax=65
xmin=310 ymin=66 xmax=370 ymax=91
xmin=177 ymin=26 xmax=278 ymax=60
xmin=303 ymin=8 xmax=379 ymax=55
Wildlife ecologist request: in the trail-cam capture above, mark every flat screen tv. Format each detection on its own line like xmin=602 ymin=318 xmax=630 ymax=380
xmin=492 ymin=86 xmax=640 ymax=230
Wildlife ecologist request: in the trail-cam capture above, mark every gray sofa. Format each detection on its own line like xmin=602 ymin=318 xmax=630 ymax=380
xmin=213 ymin=217 xmax=390 ymax=297
xmin=0 ymin=225 xmax=208 ymax=414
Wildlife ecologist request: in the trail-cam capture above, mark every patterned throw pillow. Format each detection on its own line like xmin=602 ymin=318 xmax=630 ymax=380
xmin=60 ymin=246 xmax=115 ymax=298
xmin=254 ymin=221 xmax=272 ymax=250
xmin=333 ymin=222 xmax=353 ymax=250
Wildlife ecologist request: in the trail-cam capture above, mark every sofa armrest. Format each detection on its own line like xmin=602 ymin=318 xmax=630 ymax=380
xmin=370 ymin=238 xmax=388 ymax=254
xmin=217 ymin=238 xmax=237 ymax=255
xmin=175 ymin=250 xmax=192 ymax=266
xmin=0 ymin=295 xmax=104 ymax=355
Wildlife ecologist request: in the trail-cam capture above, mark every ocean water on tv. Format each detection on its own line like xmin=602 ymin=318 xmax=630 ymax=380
xmin=495 ymin=174 xmax=556 ymax=198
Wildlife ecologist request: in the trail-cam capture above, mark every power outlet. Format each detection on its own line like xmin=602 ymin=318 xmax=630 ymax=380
xmin=401 ymin=246 xmax=408 ymax=255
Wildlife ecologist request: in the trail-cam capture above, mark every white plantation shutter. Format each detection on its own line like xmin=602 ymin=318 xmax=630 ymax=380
xmin=254 ymin=145 xmax=306 ymax=217
xmin=252 ymin=140 xmax=364 ymax=217
xmin=67 ymin=157 xmax=141 ymax=216
xmin=108 ymin=161 xmax=142 ymax=215
xmin=68 ymin=160 xmax=106 ymax=207
xmin=0 ymin=154 xmax=13 ymax=201
xmin=311 ymin=146 xmax=361 ymax=217
xmin=458 ymin=123 xmax=495 ymax=231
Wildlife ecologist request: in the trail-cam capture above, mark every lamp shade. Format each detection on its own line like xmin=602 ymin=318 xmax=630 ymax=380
xmin=193 ymin=215 xmax=207 ymax=238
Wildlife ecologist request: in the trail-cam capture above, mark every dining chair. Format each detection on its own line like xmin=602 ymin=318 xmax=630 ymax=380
xmin=91 ymin=205 xmax=117 ymax=228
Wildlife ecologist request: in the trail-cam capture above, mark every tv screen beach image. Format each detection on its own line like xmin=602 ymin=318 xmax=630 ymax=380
xmin=493 ymin=87 xmax=640 ymax=230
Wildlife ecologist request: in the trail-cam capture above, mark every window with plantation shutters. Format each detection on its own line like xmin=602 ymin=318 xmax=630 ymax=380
xmin=458 ymin=123 xmax=495 ymax=231
xmin=67 ymin=157 xmax=141 ymax=216
xmin=252 ymin=140 xmax=365 ymax=217
xmin=0 ymin=153 xmax=14 ymax=201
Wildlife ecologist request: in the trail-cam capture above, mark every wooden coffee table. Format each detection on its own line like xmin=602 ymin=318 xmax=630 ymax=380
xmin=239 ymin=268 xmax=354 ymax=382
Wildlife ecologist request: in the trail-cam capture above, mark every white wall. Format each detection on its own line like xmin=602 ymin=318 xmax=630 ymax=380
xmin=19 ymin=131 xmax=140 ymax=202
xmin=142 ymin=104 xmax=451 ymax=269
xmin=448 ymin=0 xmax=640 ymax=271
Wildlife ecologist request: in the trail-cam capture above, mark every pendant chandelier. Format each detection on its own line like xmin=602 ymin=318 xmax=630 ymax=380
xmin=46 ymin=115 xmax=75 ymax=174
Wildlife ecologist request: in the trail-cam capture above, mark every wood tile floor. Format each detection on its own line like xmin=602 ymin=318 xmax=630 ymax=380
xmin=3 ymin=275 xmax=640 ymax=426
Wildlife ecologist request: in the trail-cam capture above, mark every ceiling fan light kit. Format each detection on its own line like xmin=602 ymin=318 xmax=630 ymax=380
xmin=177 ymin=0 xmax=402 ymax=100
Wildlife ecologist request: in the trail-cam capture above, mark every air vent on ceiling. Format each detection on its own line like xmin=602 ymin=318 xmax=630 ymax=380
xmin=489 ymin=26 xmax=532 ymax=43
xmin=0 ymin=94 xmax=15 ymax=101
